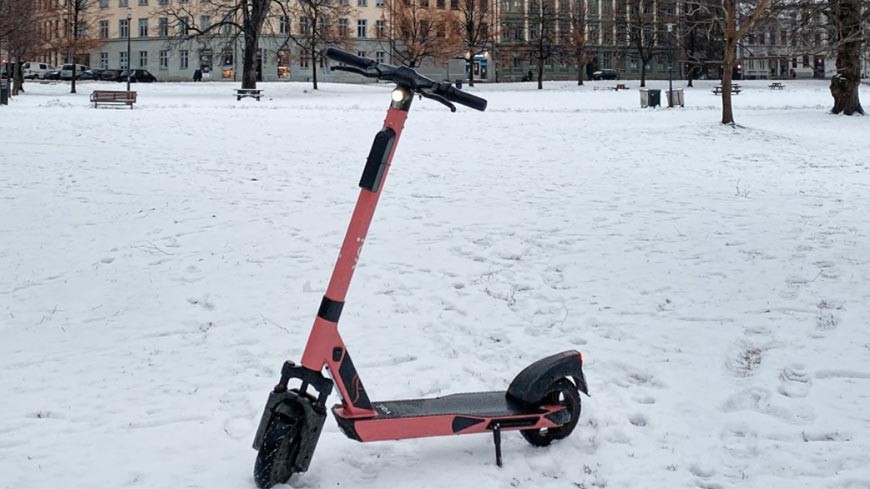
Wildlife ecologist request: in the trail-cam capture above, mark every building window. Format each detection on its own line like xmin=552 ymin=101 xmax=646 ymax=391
xmin=358 ymin=0 xmax=367 ymax=5
xmin=436 ymin=0 xmax=445 ymax=8
xmin=450 ymin=0 xmax=458 ymax=9
xmin=100 ymin=52 xmax=109 ymax=69
xmin=119 ymin=19 xmax=129 ymax=38
xmin=138 ymin=18 xmax=148 ymax=37
xmin=357 ymin=19 xmax=367 ymax=38
xmin=376 ymin=0 xmax=384 ymax=5
xmin=119 ymin=0 xmax=128 ymax=6
xmin=179 ymin=17 xmax=189 ymax=36
xmin=159 ymin=50 xmax=168 ymax=69
xmin=357 ymin=51 xmax=366 ymax=58
xmin=99 ymin=20 xmax=109 ymax=39
xmin=376 ymin=51 xmax=385 ymax=63
xmin=99 ymin=0 xmax=108 ymax=7
xmin=375 ymin=19 xmax=385 ymax=38
xmin=200 ymin=15 xmax=211 ymax=30
xmin=338 ymin=18 xmax=348 ymax=38
xmin=158 ymin=17 xmax=168 ymax=36
xmin=180 ymin=50 xmax=189 ymax=69
xmin=139 ymin=50 xmax=148 ymax=67
xmin=138 ymin=0 xmax=148 ymax=5
xmin=120 ymin=51 xmax=128 ymax=69
xmin=159 ymin=0 xmax=168 ymax=4
xmin=280 ymin=16 xmax=289 ymax=34
xmin=300 ymin=53 xmax=309 ymax=67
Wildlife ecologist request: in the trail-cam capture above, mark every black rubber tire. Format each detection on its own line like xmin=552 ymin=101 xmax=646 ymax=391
xmin=254 ymin=411 xmax=303 ymax=489
xmin=520 ymin=378 xmax=582 ymax=447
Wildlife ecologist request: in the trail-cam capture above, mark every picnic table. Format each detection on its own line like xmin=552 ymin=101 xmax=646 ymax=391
xmin=712 ymin=84 xmax=741 ymax=95
xmin=235 ymin=88 xmax=263 ymax=101
xmin=768 ymin=82 xmax=785 ymax=90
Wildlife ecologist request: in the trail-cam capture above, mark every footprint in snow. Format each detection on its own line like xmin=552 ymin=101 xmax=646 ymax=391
xmin=778 ymin=364 xmax=811 ymax=398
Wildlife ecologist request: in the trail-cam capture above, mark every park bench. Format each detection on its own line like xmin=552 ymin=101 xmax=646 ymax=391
xmin=90 ymin=90 xmax=137 ymax=109
xmin=613 ymin=83 xmax=629 ymax=91
xmin=235 ymin=88 xmax=263 ymax=101
xmin=712 ymin=84 xmax=742 ymax=95
xmin=768 ymin=82 xmax=785 ymax=90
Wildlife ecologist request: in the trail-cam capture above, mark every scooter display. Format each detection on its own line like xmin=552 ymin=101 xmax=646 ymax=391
xmin=252 ymin=48 xmax=590 ymax=489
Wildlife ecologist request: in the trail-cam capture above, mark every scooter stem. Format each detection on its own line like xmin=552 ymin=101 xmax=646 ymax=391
xmin=300 ymin=89 xmax=413 ymax=382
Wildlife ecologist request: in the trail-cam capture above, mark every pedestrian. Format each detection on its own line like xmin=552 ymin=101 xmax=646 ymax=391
xmin=193 ymin=68 xmax=202 ymax=82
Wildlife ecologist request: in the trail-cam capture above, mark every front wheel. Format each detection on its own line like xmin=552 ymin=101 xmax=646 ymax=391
xmin=520 ymin=378 xmax=581 ymax=447
xmin=254 ymin=410 xmax=303 ymax=489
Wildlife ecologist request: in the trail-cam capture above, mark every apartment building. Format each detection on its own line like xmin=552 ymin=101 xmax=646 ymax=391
xmin=86 ymin=0 xmax=464 ymax=82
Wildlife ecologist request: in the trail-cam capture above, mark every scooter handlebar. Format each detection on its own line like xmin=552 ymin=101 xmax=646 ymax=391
xmin=436 ymin=84 xmax=488 ymax=112
xmin=324 ymin=48 xmax=375 ymax=70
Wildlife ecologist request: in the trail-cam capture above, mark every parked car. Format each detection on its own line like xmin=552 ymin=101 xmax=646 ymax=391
xmin=44 ymin=68 xmax=62 ymax=80
xmin=789 ymin=66 xmax=816 ymax=79
xmin=118 ymin=69 xmax=157 ymax=83
xmin=592 ymin=69 xmax=619 ymax=80
xmin=99 ymin=69 xmax=123 ymax=82
xmin=23 ymin=62 xmax=54 ymax=79
xmin=60 ymin=64 xmax=90 ymax=80
xmin=78 ymin=69 xmax=101 ymax=81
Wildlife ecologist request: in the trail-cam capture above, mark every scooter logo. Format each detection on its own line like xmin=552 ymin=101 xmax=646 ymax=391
xmin=353 ymin=237 xmax=365 ymax=270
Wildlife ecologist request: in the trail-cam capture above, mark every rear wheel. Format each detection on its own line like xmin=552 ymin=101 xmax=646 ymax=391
xmin=254 ymin=409 xmax=304 ymax=489
xmin=520 ymin=378 xmax=581 ymax=447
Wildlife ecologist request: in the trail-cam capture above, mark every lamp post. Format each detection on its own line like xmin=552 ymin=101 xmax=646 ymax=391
xmin=666 ymin=22 xmax=674 ymax=108
xmin=126 ymin=7 xmax=132 ymax=93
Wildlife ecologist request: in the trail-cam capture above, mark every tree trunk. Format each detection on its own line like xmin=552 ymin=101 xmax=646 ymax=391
xmin=71 ymin=61 xmax=77 ymax=94
xmin=830 ymin=0 xmax=864 ymax=115
xmin=687 ymin=63 xmax=694 ymax=87
xmin=640 ymin=61 xmax=646 ymax=87
xmin=311 ymin=46 xmax=318 ymax=90
xmin=576 ymin=52 xmax=585 ymax=85
xmin=721 ymin=39 xmax=736 ymax=124
xmin=468 ymin=57 xmax=475 ymax=87
xmin=242 ymin=34 xmax=258 ymax=89
xmin=12 ymin=57 xmax=24 ymax=95
xmin=537 ymin=61 xmax=543 ymax=90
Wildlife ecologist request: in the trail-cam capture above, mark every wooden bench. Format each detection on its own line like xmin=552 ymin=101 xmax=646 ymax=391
xmin=90 ymin=90 xmax=137 ymax=108
xmin=768 ymin=82 xmax=785 ymax=90
xmin=235 ymin=88 xmax=263 ymax=101
xmin=712 ymin=85 xmax=742 ymax=95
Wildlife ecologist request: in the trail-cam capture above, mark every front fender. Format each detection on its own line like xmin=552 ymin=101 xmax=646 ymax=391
xmin=506 ymin=350 xmax=589 ymax=405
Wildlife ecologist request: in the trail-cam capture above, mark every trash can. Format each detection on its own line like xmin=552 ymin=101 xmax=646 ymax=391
xmin=667 ymin=88 xmax=684 ymax=107
xmin=0 ymin=78 xmax=8 ymax=106
xmin=455 ymin=79 xmax=463 ymax=89
xmin=639 ymin=88 xmax=661 ymax=108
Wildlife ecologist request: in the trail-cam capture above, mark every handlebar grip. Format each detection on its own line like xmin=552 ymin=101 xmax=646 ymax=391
xmin=442 ymin=86 xmax=487 ymax=112
xmin=324 ymin=48 xmax=375 ymax=70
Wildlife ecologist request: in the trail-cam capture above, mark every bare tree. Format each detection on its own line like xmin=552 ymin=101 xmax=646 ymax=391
xmin=388 ymin=0 xmax=461 ymax=68
xmin=526 ymin=0 xmax=562 ymax=89
xmin=160 ymin=0 xmax=273 ymax=89
xmin=0 ymin=0 xmax=38 ymax=95
xmin=829 ymin=0 xmax=865 ymax=114
xmin=627 ymin=0 xmax=661 ymax=87
xmin=455 ymin=0 xmax=493 ymax=86
xmin=279 ymin=0 xmax=354 ymax=89
xmin=720 ymin=0 xmax=775 ymax=124
xmin=566 ymin=0 xmax=588 ymax=85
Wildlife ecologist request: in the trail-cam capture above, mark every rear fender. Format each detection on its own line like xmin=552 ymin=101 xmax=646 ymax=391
xmin=506 ymin=350 xmax=589 ymax=405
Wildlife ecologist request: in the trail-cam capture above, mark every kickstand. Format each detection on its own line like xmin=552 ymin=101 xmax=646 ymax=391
xmin=492 ymin=423 xmax=503 ymax=467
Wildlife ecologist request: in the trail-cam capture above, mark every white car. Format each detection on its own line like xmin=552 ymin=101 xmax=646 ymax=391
xmin=23 ymin=62 xmax=54 ymax=79
xmin=60 ymin=64 xmax=90 ymax=80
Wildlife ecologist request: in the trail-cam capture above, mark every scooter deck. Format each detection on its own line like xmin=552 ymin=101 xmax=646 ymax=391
xmin=371 ymin=391 xmax=537 ymax=418
xmin=333 ymin=391 xmax=564 ymax=442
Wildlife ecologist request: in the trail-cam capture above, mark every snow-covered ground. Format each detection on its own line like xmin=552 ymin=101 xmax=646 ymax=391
xmin=1 ymin=79 xmax=869 ymax=489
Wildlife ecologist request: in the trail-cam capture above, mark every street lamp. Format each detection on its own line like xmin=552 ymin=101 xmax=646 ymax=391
xmin=666 ymin=23 xmax=674 ymax=108
xmin=126 ymin=7 xmax=132 ymax=93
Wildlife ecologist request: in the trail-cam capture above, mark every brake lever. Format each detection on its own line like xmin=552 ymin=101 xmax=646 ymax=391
xmin=419 ymin=90 xmax=456 ymax=112
xmin=330 ymin=65 xmax=379 ymax=78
